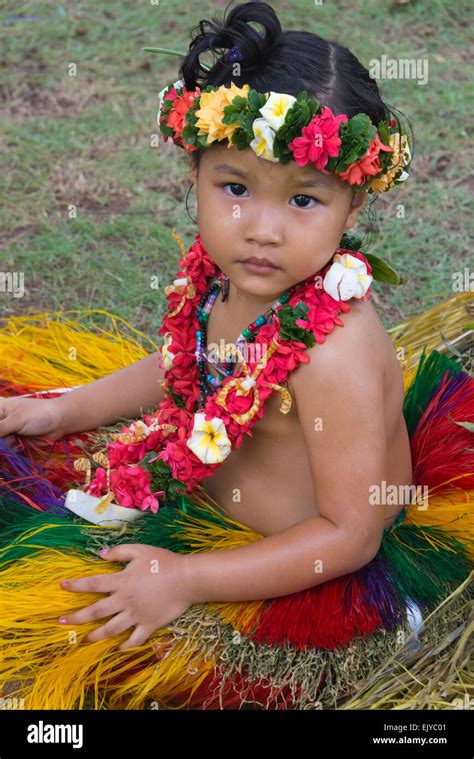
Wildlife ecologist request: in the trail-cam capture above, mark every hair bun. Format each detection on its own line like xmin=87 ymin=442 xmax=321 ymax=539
xmin=180 ymin=1 xmax=282 ymax=89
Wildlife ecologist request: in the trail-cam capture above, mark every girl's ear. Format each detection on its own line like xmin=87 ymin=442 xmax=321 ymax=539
xmin=344 ymin=191 xmax=367 ymax=230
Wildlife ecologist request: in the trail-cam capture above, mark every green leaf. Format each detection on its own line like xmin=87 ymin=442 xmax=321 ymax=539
xmin=142 ymin=47 xmax=187 ymax=56
xmin=248 ymin=89 xmax=265 ymax=111
xmin=139 ymin=454 xmax=187 ymax=501
xmin=277 ymin=302 xmax=316 ymax=347
xmin=339 ymin=232 xmax=364 ymax=251
xmin=331 ymin=114 xmax=376 ymax=172
xmin=165 ymin=385 xmax=186 ymax=408
xmin=142 ymin=47 xmax=211 ymax=71
xmin=365 ymin=253 xmax=408 ymax=286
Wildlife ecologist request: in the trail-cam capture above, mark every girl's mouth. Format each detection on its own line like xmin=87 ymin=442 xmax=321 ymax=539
xmin=240 ymin=258 xmax=278 ymax=273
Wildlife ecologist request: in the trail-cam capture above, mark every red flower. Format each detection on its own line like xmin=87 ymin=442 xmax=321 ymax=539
xmin=288 ymin=107 xmax=348 ymax=171
xmin=164 ymin=87 xmax=201 ymax=151
xmin=86 ymin=467 xmax=107 ymax=497
xmin=339 ymin=134 xmax=393 ymax=186
xmin=110 ymin=465 xmax=160 ymax=513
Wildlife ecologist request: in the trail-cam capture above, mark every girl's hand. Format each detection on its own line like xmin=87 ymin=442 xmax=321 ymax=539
xmin=0 ymin=396 xmax=64 ymax=441
xmin=58 ymin=544 xmax=194 ymax=650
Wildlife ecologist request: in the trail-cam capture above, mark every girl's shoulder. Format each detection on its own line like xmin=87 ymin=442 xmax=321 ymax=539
xmin=287 ymin=296 xmax=390 ymax=400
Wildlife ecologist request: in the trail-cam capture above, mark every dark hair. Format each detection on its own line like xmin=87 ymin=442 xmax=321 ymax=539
xmin=180 ymin=0 xmax=414 ymax=246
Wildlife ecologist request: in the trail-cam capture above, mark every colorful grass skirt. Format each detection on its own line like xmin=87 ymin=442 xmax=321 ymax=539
xmin=0 ymin=293 xmax=473 ymax=709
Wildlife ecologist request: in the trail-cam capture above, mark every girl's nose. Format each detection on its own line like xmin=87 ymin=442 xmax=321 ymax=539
xmin=243 ymin=208 xmax=283 ymax=247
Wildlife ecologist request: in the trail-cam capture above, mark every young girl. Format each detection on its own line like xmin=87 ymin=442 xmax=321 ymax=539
xmin=0 ymin=1 xmax=472 ymax=710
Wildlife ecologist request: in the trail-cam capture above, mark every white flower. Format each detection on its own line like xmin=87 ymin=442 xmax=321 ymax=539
xmin=259 ymin=92 xmax=297 ymax=131
xmin=250 ymin=92 xmax=297 ymax=161
xmin=250 ymin=118 xmax=278 ymax=162
xmin=323 ymin=253 xmax=373 ymax=301
xmin=161 ymin=331 xmax=176 ymax=370
xmin=186 ymin=412 xmax=232 ymax=464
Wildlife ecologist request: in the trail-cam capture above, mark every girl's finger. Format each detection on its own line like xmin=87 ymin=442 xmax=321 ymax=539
xmin=58 ymin=595 xmax=123 ymax=627
xmin=118 ymin=624 xmax=153 ymax=651
xmin=61 ymin=572 xmax=120 ymax=594
xmin=85 ymin=611 xmax=135 ymax=644
xmin=99 ymin=544 xmax=141 ymax=562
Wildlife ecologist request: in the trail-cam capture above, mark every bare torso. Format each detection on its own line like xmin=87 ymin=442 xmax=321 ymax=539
xmin=203 ymin=294 xmax=413 ymax=537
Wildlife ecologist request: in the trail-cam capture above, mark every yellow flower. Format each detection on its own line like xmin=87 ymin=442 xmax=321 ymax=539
xmin=370 ymin=133 xmax=411 ymax=193
xmin=194 ymin=83 xmax=251 ymax=146
xmin=186 ymin=412 xmax=232 ymax=464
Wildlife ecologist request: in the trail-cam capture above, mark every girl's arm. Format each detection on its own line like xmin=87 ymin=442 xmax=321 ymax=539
xmin=183 ymin=312 xmax=387 ymax=603
xmin=54 ymin=350 xmax=165 ymax=436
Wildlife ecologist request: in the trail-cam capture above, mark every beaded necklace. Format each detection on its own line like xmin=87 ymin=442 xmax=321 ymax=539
xmin=195 ymin=272 xmax=304 ymax=408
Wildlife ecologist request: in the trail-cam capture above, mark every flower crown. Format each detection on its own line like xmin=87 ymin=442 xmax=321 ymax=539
xmin=157 ymin=79 xmax=411 ymax=194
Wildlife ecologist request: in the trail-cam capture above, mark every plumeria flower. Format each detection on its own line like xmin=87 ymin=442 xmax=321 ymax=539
xmin=323 ymin=253 xmax=373 ymax=301
xmin=259 ymin=92 xmax=297 ymax=131
xmin=186 ymin=412 xmax=232 ymax=464
xmin=250 ymin=92 xmax=297 ymax=161
xmin=250 ymin=118 xmax=279 ymax=162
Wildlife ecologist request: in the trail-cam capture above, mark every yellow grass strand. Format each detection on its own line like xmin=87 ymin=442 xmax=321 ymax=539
xmin=387 ymin=291 xmax=473 ymax=371
xmin=0 ymin=309 xmax=158 ymax=390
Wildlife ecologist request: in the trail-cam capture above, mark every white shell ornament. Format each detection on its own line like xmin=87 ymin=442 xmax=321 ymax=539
xmin=64 ymin=489 xmax=143 ymax=529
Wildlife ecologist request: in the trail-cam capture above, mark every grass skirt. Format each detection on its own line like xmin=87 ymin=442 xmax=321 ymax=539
xmin=0 ymin=294 xmax=472 ymax=709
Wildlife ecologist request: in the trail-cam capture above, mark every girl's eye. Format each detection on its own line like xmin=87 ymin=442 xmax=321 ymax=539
xmin=221 ymin=182 xmax=248 ymax=197
xmin=220 ymin=184 xmax=319 ymax=207
xmin=291 ymin=194 xmax=319 ymax=208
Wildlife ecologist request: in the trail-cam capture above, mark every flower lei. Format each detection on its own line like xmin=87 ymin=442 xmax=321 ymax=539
xmin=81 ymin=232 xmax=374 ymax=513
xmin=158 ymin=80 xmax=411 ymax=194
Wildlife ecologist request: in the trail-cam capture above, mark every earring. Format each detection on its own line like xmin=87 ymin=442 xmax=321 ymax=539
xmin=220 ymin=274 xmax=230 ymax=302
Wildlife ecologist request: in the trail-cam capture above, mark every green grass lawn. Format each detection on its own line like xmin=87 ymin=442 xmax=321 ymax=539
xmin=1 ymin=0 xmax=472 ymax=336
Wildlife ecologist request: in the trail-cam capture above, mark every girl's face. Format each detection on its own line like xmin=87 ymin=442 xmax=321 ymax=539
xmin=190 ymin=143 xmax=367 ymax=308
